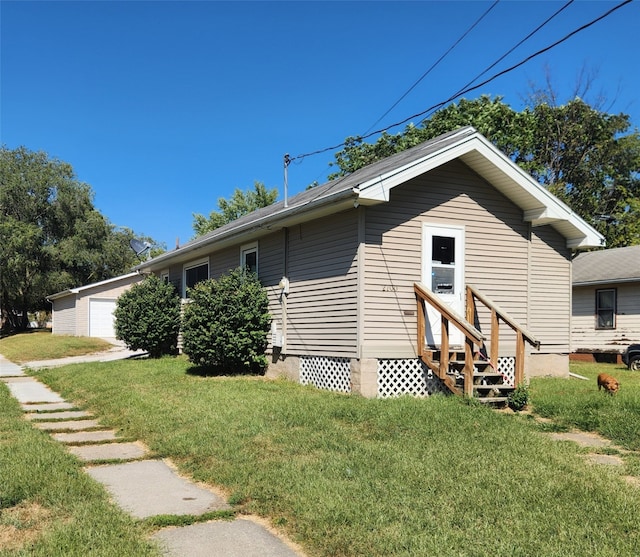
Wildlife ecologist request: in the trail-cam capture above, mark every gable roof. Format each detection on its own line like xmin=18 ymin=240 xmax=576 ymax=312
xmin=47 ymin=272 xmax=141 ymax=301
xmin=138 ymin=127 xmax=604 ymax=272
xmin=573 ymin=245 xmax=640 ymax=286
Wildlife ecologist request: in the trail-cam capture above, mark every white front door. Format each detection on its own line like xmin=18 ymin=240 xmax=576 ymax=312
xmin=422 ymin=224 xmax=465 ymax=347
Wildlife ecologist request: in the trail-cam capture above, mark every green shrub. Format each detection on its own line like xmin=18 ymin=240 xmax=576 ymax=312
xmin=181 ymin=267 xmax=271 ymax=373
xmin=508 ymin=383 xmax=530 ymax=411
xmin=114 ymin=274 xmax=181 ymax=358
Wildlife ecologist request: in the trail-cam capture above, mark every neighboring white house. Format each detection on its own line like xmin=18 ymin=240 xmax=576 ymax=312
xmin=47 ymin=272 xmax=142 ymax=339
xmin=572 ymin=245 xmax=640 ymax=361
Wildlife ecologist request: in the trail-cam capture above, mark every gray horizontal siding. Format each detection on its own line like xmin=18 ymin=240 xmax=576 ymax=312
xmin=530 ymin=226 xmax=571 ymax=353
xmin=52 ymin=296 xmax=77 ymax=335
xmin=285 ymin=211 xmax=359 ymax=357
xmin=363 ymin=160 xmax=529 ymax=356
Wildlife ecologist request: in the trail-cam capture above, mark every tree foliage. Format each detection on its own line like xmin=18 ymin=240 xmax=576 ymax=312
xmin=0 ymin=146 xmax=158 ymax=331
xmin=330 ymin=95 xmax=640 ymax=248
xmin=192 ymin=181 xmax=278 ymax=237
xmin=114 ymin=274 xmax=181 ymax=358
xmin=181 ymin=267 xmax=271 ymax=373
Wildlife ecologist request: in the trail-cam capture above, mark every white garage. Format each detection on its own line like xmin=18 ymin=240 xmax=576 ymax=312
xmin=48 ymin=273 xmax=142 ymax=338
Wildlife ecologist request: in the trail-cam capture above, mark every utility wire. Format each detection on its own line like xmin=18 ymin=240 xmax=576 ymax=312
xmin=289 ymin=0 xmax=632 ymax=165
xmin=363 ymin=0 xmax=500 ymax=136
xmin=436 ymin=0 xmax=575 ymax=122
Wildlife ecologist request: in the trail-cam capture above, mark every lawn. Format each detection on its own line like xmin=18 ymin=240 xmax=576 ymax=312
xmin=12 ymin=356 xmax=640 ymax=557
xmin=0 ymin=385 xmax=160 ymax=557
xmin=530 ymin=361 xmax=640 ymax=450
xmin=0 ymin=331 xmax=112 ymax=364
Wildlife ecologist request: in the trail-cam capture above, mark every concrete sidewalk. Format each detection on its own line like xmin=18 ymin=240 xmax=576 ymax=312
xmin=1 ymin=348 xmax=304 ymax=557
xmin=23 ymin=342 xmax=147 ymax=369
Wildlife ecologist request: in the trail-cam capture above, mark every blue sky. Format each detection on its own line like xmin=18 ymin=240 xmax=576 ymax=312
xmin=2 ymin=0 xmax=638 ymax=251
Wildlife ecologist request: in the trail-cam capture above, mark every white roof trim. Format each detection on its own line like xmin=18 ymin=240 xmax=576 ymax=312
xmin=357 ymin=131 xmax=604 ymax=249
xmin=47 ymin=272 xmax=140 ymax=301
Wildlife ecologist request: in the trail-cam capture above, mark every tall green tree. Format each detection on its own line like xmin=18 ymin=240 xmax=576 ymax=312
xmin=330 ymin=95 xmax=640 ymax=248
xmin=518 ymin=100 xmax=640 ymax=247
xmin=192 ymin=181 xmax=278 ymax=237
xmin=0 ymin=146 xmax=157 ymax=331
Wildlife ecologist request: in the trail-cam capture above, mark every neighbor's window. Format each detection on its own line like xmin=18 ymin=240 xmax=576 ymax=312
xmin=241 ymin=243 xmax=258 ymax=275
xmin=596 ymin=288 xmax=616 ymax=329
xmin=184 ymin=259 xmax=209 ymax=296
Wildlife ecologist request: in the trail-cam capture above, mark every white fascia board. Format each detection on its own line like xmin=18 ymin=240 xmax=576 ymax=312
xmin=47 ymin=272 xmax=141 ymax=301
xmin=357 ymin=142 xmax=473 ymax=203
xmin=357 ymin=132 xmax=604 ymax=249
xmin=468 ymin=137 xmax=604 ymax=248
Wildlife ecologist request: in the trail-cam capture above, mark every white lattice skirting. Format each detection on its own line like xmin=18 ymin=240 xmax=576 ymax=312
xmin=300 ymin=356 xmax=351 ymax=393
xmin=299 ymin=356 xmax=517 ymax=398
xmin=378 ymin=359 xmax=450 ymax=398
xmin=497 ymin=356 xmax=516 ymax=387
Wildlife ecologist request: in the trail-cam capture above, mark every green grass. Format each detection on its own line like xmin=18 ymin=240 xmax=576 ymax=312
xmin=0 ymin=331 xmax=112 ymax=364
xmin=23 ymin=357 xmax=640 ymax=556
xmin=0 ymin=385 xmax=161 ymax=556
xmin=530 ymin=361 xmax=640 ymax=451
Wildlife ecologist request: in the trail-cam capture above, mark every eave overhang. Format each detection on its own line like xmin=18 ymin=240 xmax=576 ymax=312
xmin=136 ymin=187 xmax=359 ymax=272
xmin=356 ymin=131 xmax=604 ymax=250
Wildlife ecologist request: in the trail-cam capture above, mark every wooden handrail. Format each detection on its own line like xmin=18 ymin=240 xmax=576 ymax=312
xmin=414 ymin=283 xmax=485 ymax=346
xmin=466 ymin=285 xmax=540 ymax=349
xmin=466 ymin=284 xmax=540 ymax=387
xmin=415 ymin=282 xmax=541 ymax=396
xmin=414 ymin=283 xmax=485 ymax=397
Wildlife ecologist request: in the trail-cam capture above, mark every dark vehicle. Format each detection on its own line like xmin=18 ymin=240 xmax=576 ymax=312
xmin=622 ymin=344 xmax=640 ymax=371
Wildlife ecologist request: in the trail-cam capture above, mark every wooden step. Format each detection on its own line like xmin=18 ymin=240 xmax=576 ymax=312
xmin=476 ymin=397 xmax=509 ymax=405
xmin=473 ymin=384 xmax=513 ymax=392
xmin=472 ymin=372 xmax=508 ymax=385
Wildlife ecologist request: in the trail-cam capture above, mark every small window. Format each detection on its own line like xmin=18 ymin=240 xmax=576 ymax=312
xmin=241 ymin=243 xmax=258 ymax=274
xmin=432 ymin=236 xmax=455 ymax=265
xmin=184 ymin=259 xmax=209 ymax=296
xmin=596 ymin=289 xmax=616 ymax=329
xmin=160 ymin=270 xmax=169 ymax=284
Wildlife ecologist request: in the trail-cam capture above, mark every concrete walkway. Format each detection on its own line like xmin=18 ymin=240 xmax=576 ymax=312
xmin=0 ymin=350 xmax=303 ymax=557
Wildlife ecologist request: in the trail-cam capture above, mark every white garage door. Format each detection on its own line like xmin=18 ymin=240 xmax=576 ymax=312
xmin=89 ymin=298 xmax=117 ymax=338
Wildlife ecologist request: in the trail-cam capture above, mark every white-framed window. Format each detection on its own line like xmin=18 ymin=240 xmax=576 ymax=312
xmin=183 ymin=258 xmax=209 ymax=297
xmin=240 ymin=243 xmax=258 ymax=275
xmin=596 ymin=288 xmax=616 ymax=330
xmin=160 ymin=270 xmax=170 ymax=284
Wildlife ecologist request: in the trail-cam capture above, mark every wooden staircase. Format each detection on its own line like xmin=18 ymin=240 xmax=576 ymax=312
xmin=414 ymin=283 xmax=540 ymax=407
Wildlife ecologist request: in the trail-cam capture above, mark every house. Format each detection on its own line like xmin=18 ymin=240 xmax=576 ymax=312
xmin=47 ymin=272 xmax=142 ymax=339
xmin=136 ymin=127 xmax=603 ymax=400
xmin=571 ymin=245 xmax=640 ymax=362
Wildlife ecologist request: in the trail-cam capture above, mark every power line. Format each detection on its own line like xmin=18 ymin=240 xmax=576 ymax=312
xmin=289 ymin=0 xmax=632 ymax=165
xmin=363 ymin=0 xmax=500 ymax=136
xmin=438 ymin=0 xmax=575 ymax=120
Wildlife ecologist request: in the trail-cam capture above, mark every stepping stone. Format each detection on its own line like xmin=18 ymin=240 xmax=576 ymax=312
xmin=549 ymin=432 xmax=612 ymax=448
xmin=34 ymin=419 xmax=102 ymax=431
xmin=1 ymin=377 xmax=64 ymax=403
xmin=26 ymin=410 xmax=92 ymax=421
xmin=152 ymin=518 xmax=302 ymax=557
xmin=22 ymin=402 xmax=75 ymax=412
xmin=68 ymin=442 xmax=146 ymax=462
xmin=53 ymin=430 xmax=119 ymax=444
xmin=86 ymin=460 xmax=231 ymax=519
xmin=583 ymin=453 xmax=624 ymax=466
